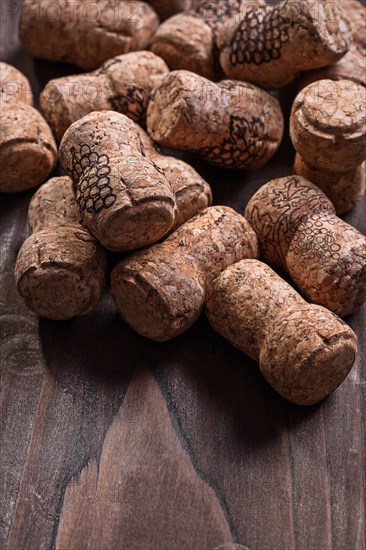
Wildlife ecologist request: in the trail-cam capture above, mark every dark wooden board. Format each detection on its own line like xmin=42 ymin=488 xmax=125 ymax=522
xmin=1 ymin=2 xmax=365 ymax=549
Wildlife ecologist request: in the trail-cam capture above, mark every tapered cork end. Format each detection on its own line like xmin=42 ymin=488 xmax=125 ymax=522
xmin=0 ymin=103 xmax=57 ymax=192
xmin=0 ymin=62 xmax=33 ymax=105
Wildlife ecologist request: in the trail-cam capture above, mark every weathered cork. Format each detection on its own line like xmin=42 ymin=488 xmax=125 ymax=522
xmin=137 ymin=126 xmax=212 ymax=228
xmin=218 ymin=0 xmax=352 ymax=88
xmin=290 ymin=79 xmax=366 ymax=212
xmin=59 ymin=111 xmax=178 ymax=252
xmin=299 ymin=0 xmax=366 ymax=88
xmin=15 ymin=177 xmax=107 ymax=320
xmin=206 ymin=259 xmax=357 ymax=405
xmin=19 ymin=0 xmax=159 ymax=70
xmin=147 ymin=0 xmax=198 ymax=20
xmin=0 ymin=62 xmax=33 ymax=105
xmin=293 ymin=154 xmax=365 ymax=216
xmin=151 ymin=0 xmax=266 ymax=80
xmin=111 ymin=206 xmax=259 ymax=341
xmin=0 ymin=63 xmax=57 ymax=193
xmin=245 ymin=176 xmax=366 ymax=317
xmin=40 ymin=51 xmax=169 ymax=142
xmin=147 ymin=70 xmax=284 ymax=170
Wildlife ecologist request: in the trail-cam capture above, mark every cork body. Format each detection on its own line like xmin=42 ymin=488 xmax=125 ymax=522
xmin=40 ymin=51 xmax=169 ymax=141
xmin=137 ymin=126 xmax=212 ymax=228
xmin=19 ymin=0 xmax=159 ymax=70
xmin=15 ymin=177 xmax=107 ymax=320
xmin=111 ymin=206 xmax=259 ymax=341
xmin=147 ymin=0 xmax=198 ymax=20
xmin=151 ymin=0 xmax=266 ymax=80
xmin=0 ymin=63 xmax=57 ymax=193
xmin=147 ymin=70 xmax=284 ymax=169
xmin=218 ymin=0 xmax=352 ymax=88
xmin=245 ymin=176 xmax=366 ymax=317
xmin=206 ymin=260 xmax=357 ymax=405
xmin=59 ymin=111 xmax=178 ymax=252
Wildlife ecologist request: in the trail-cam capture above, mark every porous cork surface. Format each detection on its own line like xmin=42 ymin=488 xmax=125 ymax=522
xmin=245 ymin=176 xmax=366 ymax=317
xmin=19 ymin=0 xmax=159 ymax=70
xmin=0 ymin=61 xmax=33 ymax=105
xmin=293 ymin=154 xmax=366 ymax=215
xmin=147 ymin=0 xmax=198 ymax=20
xmin=0 ymin=102 xmax=57 ymax=193
xmin=290 ymin=79 xmax=366 ymax=173
xmin=111 ymin=206 xmax=259 ymax=341
xmin=40 ymin=51 xmax=169 ymax=142
xmin=151 ymin=0 xmax=266 ymax=80
xmin=60 ymin=111 xmax=178 ymax=252
xmin=218 ymin=0 xmax=352 ymax=88
xmin=206 ymin=259 xmax=357 ymax=405
xmin=137 ymin=126 xmax=212 ymax=228
xmin=147 ymin=70 xmax=284 ymax=170
xmin=15 ymin=177 xmax=107 ymax=320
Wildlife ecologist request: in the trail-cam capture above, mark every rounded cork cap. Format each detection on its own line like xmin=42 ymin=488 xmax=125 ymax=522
xmin=0 ymin=62 xmax=33 ymax=105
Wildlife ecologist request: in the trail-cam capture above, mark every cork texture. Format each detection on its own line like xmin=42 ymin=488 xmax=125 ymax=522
xmin=19 ymin=0 xmax=159 ymax=70
xmin=290 ymin=79 xmax=366 ymax=173
xmin=15 ymin=177 xmax=107 ymax=320
xmin=111 ymin=206 xmax=259 ymax=341
xmin=0 ymin=102 xmax=57 ymax=193
xmin=293 ymin=154 xmax=366 ymax=215
xmin=151 ymin=0 xmax=266 ymax=80
xmin=245 ymin=176 xmax=366 ymax=317
xmin=0 ymin=61 xmax=33 ymax=105
xmin=59 ymin=111 xmax=178 ymax=252
xmin=147 ymin=70 xmax=284 ymax=170
xmin=206 ymin=259 xmax=357 ymax=405
xmin=40 ymin=51 xmax=169 ymax=142
xmin=147 ymin=0 xmax=198 ymax=20
xmin=218 ymin=0 xmax=352 ymax=88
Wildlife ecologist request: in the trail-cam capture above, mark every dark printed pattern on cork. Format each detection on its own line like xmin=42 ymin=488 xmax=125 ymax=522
xmin=108 ymin=85 xmax=146 ymax=123
xmin=70 ymin=145 xmax=117 ymax=213
xmin=229 ymin=4 xmax=291 ymax=66
xmin=201 ymin=114 xmax=268 ymax=168
xmin=249 ymin=178 xmax=338 ymax=263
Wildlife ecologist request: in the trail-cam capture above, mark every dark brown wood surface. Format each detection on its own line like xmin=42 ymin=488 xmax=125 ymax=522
xmin=1 ymin=3 xmax=365 ymax=549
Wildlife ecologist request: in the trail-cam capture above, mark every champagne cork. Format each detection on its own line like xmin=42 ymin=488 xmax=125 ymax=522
xmin=19 ymin=0 xmax=159 ymax=70
xmin=0 ymin=62 xmax=57 ymax=193
xmin=59 ymin=111 xmax=178 ymax=252
xmin=147 ymin=70 xmax=284 ymax=170
xmin=218 ymin=0 xmax=352 ymax=88
xmin=111 ymin=206 xmax=259 ymax=341
xmin=290 ymin=79 xmax=366 ymax=213
xmin=147 ymin=0 xmax=198 ymax=20
xmin=245 ymin=175 xmax=366 ymax=317
xmin=151 ymin=0 xmax=266 ymax=80
xmin=40 ymin=51 xmax=169 ymax=141
xmin=15 ymin=177 xmax=107 ymax=320
xmin=206 ymin=259 xmax=357 ymax=405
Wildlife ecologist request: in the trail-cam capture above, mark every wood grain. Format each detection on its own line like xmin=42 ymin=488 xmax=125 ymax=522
xmin=0 ymin=2 xmax=365 ymax=549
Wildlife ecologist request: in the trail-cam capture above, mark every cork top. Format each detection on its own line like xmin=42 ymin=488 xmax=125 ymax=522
xmin=0 ymin=62 xmax=33 ymax=105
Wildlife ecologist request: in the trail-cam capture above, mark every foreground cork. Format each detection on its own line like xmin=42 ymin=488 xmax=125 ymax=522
xmin=111 ymin=206 xmax=259 ymax=341
xmin=15 ymin=177 xmax=107 ymax=320
xmin=206 ymin=260 xmax=357 ymax=405
xmin=19 ymin=0 xmax=159 ymax=70
xmin=218 ymin=0 xmax=352 ymax=88
xmin=40 ymin=51 xmax=169 ymax=141
xmin=290 ymin=79 xmax=366 ymax=214
xmin=245 ymin=176 xmax=366 ymax=317
xmin=147 ymin=0 xmax=198 ymax=20
xmin=0 ymin=62 xmax=57 ymax=193
xmin=147 ymin=70 xmax=284 ymax=169
xmin=151 ymin=0 xmax=266 ymax=80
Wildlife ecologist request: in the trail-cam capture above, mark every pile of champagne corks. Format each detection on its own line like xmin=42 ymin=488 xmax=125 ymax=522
xmin=1 ymin=0 xmax=365 ymax=406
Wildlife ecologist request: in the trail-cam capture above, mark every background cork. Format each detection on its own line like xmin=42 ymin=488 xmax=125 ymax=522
xmin=218 ymin=0 xmax=352 ymax=88
xmin=147 ymin=0 xmax=198 ymax=20
xmin=0 ymin=62 xmax=57 ymax=193
xmin=15 ymin=177 xmax=107 ymax=320
xmin=206 ymin=259 xmax=357 ymax=405
xmin=19 ymin=0 xmax=160 ymax=70
xmin=245 ymin=175 xmax=366 ymax=317
xmin=111 ymin=206 xmax=259 ymax=341
xmin=40 ymin=51 xmax=169 ymax=142
xmin=147 ymin=70 xmax=284 ymax=170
